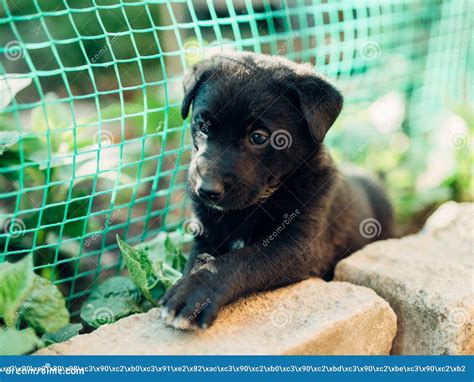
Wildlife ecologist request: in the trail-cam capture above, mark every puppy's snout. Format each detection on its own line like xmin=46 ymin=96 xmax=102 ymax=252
xmin=197 ymin=179 xmax=224 ymax=201
xmin=195 ymin=154 xmax=225 ymax=202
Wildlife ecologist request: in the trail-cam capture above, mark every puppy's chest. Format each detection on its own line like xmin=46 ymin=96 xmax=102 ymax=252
xmin=206 ymin=221 xmax=252 ymax=254
xmin=202 ymin=210 xmax=280 ymax=254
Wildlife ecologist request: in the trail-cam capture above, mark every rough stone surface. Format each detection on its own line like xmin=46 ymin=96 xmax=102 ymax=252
xmin=335 ymin=202 xmax=473 ymax=355
xmin=37 ymin=279 xmax=396 ymax=355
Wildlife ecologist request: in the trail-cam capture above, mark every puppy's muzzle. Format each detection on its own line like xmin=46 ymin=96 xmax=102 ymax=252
xmin=195 ymin=155 xmax=225 ymax=202
xmin=196 ymin=177 xmax=223 ymax=201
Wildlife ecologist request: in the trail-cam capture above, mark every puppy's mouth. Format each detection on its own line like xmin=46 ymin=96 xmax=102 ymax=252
xmin=189 ymin=179 xmax=280 ymax=211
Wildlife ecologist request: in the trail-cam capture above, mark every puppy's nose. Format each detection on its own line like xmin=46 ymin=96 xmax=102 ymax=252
xmin=197 ymin=179 xmax=224 ymax=202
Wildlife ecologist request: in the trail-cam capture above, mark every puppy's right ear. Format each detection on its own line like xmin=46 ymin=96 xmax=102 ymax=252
xmin=292 ymin=75 xmax=343 ymax=143
xmin=181 ymin=62 xmax=212 ymax=119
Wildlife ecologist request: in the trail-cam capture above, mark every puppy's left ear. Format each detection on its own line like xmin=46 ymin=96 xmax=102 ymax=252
xmin=293 ymin=75 xmax=343 ymax=143
xmin=181 ymin=62 xmax=213 ymax=119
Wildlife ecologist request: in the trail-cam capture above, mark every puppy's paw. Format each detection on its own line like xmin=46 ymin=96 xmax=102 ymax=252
xmin=159 ymin=270 xmax=221 ymax=330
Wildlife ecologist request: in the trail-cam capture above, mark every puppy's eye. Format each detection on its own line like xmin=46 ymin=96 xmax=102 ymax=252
xmin=250 ymin=131 xmax=269 ymax=145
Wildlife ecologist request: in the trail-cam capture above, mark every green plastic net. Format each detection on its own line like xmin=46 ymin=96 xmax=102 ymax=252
xmin=0 ymin=0 xmax=472 ymax=315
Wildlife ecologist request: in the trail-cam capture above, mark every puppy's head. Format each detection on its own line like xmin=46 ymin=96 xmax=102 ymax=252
xmin=182 ymin=52 xmax=343 ymax=211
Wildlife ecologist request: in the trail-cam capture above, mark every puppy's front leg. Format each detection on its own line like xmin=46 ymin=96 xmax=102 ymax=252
xmin=160 ymin=237 xmax=321 ymax=329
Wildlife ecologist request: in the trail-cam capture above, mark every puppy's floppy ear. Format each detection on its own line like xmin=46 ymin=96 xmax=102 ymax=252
xmin=293 ymin=75 xmax=343 ymax=143
xmin=181 ymin=62 xmax=213 ymax=119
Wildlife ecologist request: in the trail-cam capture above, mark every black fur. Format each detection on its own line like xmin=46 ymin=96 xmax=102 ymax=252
xmin=160 ymin=52 xmax=396 ymax=330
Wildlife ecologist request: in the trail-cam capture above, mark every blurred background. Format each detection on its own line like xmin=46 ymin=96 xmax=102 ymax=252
xmin=0 ymin=0 xmax=472 ymax=316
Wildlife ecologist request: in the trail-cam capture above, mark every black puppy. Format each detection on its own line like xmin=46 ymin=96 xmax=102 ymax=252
xmin=160 ymin=52 xmax=396 ymax=329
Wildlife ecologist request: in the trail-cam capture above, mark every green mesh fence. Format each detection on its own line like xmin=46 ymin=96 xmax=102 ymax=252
xmin=0 ymin=0 xmax=472 ymax=315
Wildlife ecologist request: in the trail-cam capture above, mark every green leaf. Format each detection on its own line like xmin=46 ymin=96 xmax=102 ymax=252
xmin=0 ymin=255 xmax=35 ymax=327
xmin=164 ymin=235 xmax=176 ymax=254
xmin=118 ymin=233 xmax=186 ymax=303
xmin=20 ymin=275 xmax=69 ymax=333
xmin=116 ymin=236 xmax=159 ymax=305
xmin=0 ymin=131 xmax=48 ymax=164
xmin=30 ymin=93 xmax=73 ymax=152
xmin=138 ymin=231 xmax=189 ymax=273
xmin=80 ymin=276 xmax=142 ymax=329
xmin=0 ymin=328 xmax=43 ymax=355
xmin=148 ymin=261 xmax=182 ymax=301
xmin=41 ymin=323 xmax=83 ymax=346
xmin=163 ymin=236 xmax=186 ymax=272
